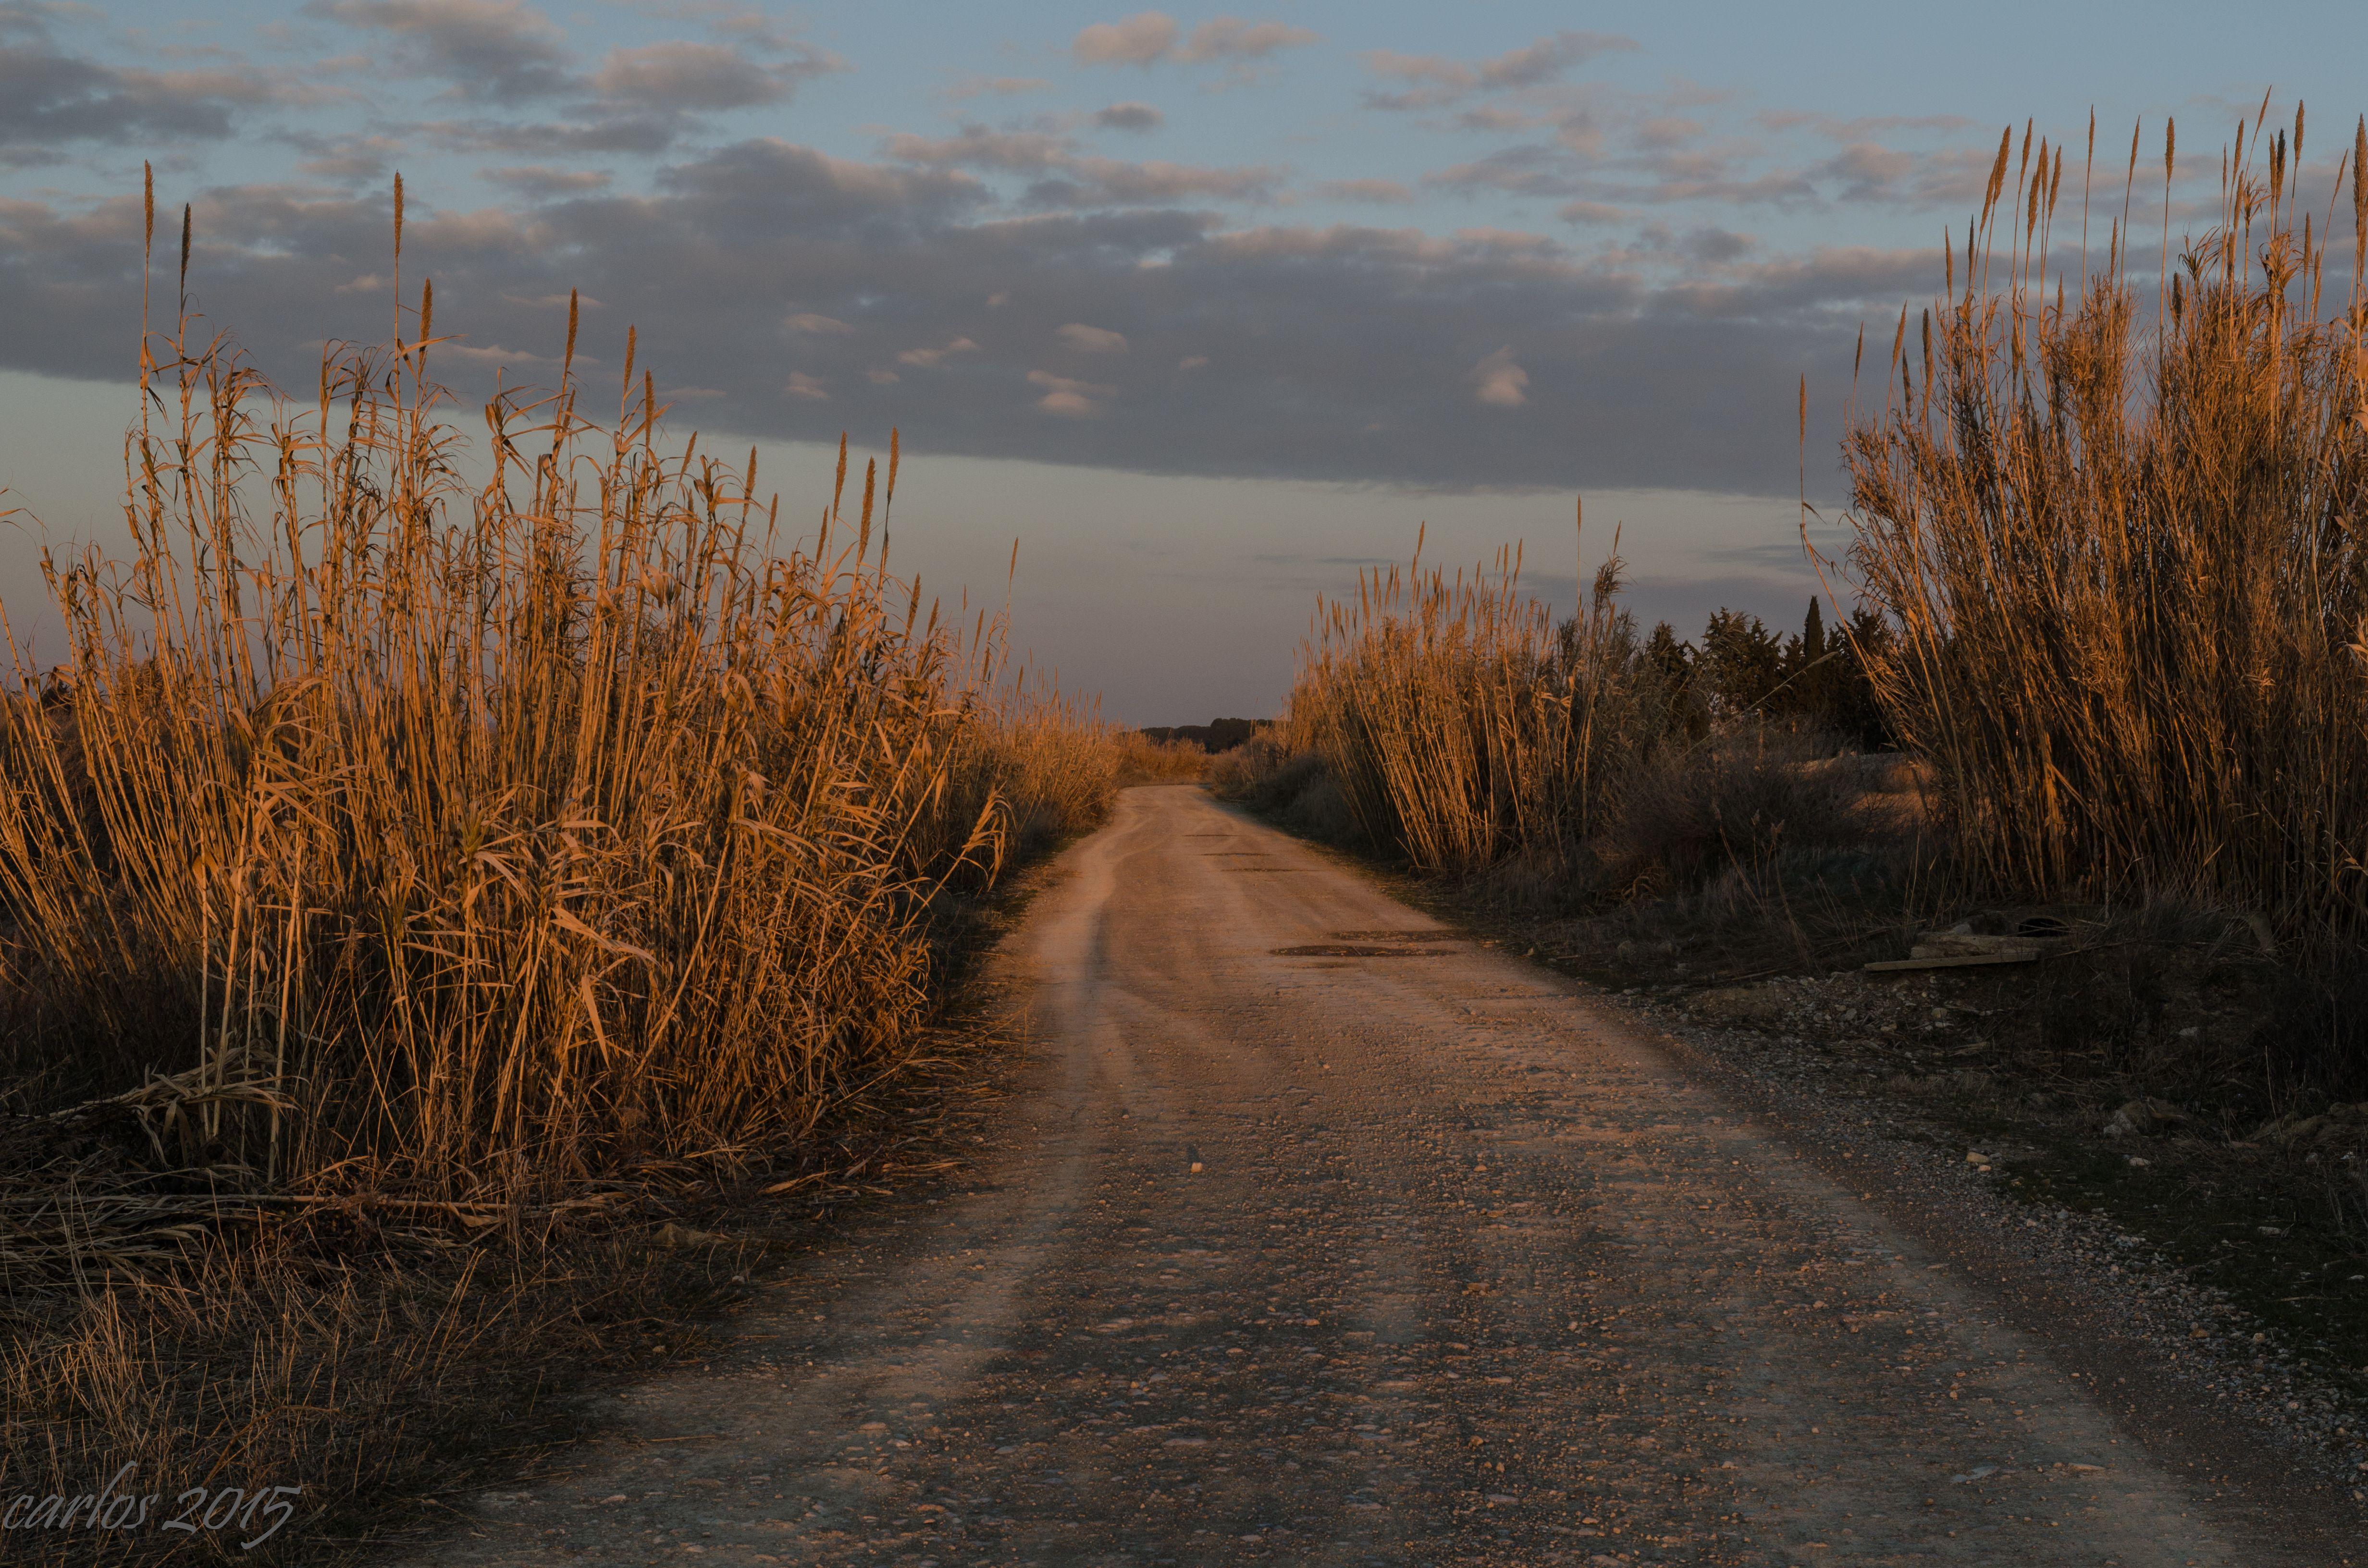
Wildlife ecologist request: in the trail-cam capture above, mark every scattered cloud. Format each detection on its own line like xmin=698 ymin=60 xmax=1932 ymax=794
xmin=296 ymin=0 xmax=837 ymax=163
xmin=1073 ymin=12 xmax=1176 ymax=67
xmin=424 ymin=115 xmax=680 ymax=156
xmin=1312 ymin=177 xmax=1413 ymax=204
xmin=1427 ymin=140 xmax=1825 ymax=213
xmin=1175 ymin=17 xmax=1319 ymax=63
xmin=1557 ymin=200 xmax=1625 ymax=224
xmin=885 ymin=126 xmax=1069 ymax=174
xmin=1362 ymin=31 xmax=1635 ymax=111
xmin=1468 ymin=346 xmax=1528 ymax=407
xmin=1634 ymin=116 xmax=1704 ymax=150
xmin=436 ymin=340 xmax=564 ymax=368
xmin=1073 ymin=12 xmax=1318 ymax=69
xmin=293 ymin=132 xmax=408 ymax=181
xmin=0 ymin=5 xmax=315 ymax=159
xmin=1025 ymin=157 xmax=1281 ymax=207
xmin=480 ymin=163 xmax=611 ymax=198
xmin=1029 ymin=368 xmax=1114 ymax=416
xmin=1758 ymin=110 xmax=1977 ymax=140
xmin=589 ymin=39 xmax=838 ymax=112
xmin=1056 ymin=322 xmax=1128 ymax=354
xmin=1454 ymin=105 xmax=1545 ymax=134
xmin=897 ymin=335 xmax=980 ymax=367
xmin=1095 ymin=101 xmax=1163 ymax=132
xmin=884 ymin=124 xmax=1283 ymax=208
xmin=943 ymin=74 xmax=1052 ymax=102
xmin=0 ymin=146 xmax=1932 ymax=497
xmin=1815 ymin=142 xmax=1995 ymax=206
xmin=309 ymin=0 xmax=575 ymax=101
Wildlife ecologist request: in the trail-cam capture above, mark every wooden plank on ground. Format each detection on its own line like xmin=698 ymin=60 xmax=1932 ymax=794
xmin=1864 ymin=951 xmax=2041 ymax=972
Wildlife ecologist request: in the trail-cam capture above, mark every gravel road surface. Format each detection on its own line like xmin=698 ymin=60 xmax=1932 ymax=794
xmin=402 ymin=785 xmax=2354 ymax=1566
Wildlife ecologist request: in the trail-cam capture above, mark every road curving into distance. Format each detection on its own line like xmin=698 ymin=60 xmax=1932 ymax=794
xmin=404 ymin=784 xmax=2354 ymax=1566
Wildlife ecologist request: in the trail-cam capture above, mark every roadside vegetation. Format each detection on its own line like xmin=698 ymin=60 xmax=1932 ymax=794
xmin=0 ymin=185 xmax=1157 ymax=1563
xmin=1218 ymin=108 xmax=2368 ymax=1409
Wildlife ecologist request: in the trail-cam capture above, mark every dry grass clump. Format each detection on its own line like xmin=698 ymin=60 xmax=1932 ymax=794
xmin=1109 ymin=730 xmax=1209 ymax=784
xmin=1844 ymin=106 xmax=2368 ymax=947
xmin=1603 ymin=725 xmax=1868 ymax=894
xmin=0 ymin=218 xmax=1125 ymax=1251
xmin=1241 ymin=527 xmax=1895 ymax=906
xmin=0 ymin=1224 xmax=750 ymax=1565
xmin=1286 ymin=522 xmax=1666 ymax=875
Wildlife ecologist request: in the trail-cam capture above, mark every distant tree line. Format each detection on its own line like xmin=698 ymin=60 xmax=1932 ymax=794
xmin=1137 ymin=717 xmax=1262 ymax=753
xmin=1644 ymin=599 xmax=1893 ymax=749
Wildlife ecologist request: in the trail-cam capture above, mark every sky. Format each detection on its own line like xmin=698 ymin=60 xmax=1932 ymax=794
xmin=0 ymin=1 xmax=2359 ymax=721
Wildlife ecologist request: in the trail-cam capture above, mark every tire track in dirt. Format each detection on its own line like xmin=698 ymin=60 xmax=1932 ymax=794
xmin=395 ymin=784 xmax=2352 ymax=1566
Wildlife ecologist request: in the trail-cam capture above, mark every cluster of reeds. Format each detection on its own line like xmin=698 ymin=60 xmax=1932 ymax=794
xmin=1285 ymin=519 xmax=1665 ymax=875
xmin=0 ymin=192 xmax=1128 ymax=1249
xmin=1843 ymin=104 xmax=2368 ymax=945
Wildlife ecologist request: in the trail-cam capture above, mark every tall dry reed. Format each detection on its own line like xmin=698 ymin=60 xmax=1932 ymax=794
xmin=0 ymin=196 xmax=1121 ymax=1212
xmin=1843 ymin=106 xmax=2368 ymax=943
xmin=1287 ymin=521 xmax=1664 ymax=874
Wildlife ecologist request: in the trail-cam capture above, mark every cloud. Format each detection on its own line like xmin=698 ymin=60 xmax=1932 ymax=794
xmin=1362 ymin=31 xmax=1634 ymax=111
xmin=0 ymin=137 xmax=1935 ymax=501
xmin=1815 ymin=141 xmax=1995 ymax=207
xmin=479 ymin=163 xmax=611 ymax=198
xmin=1634 ymin=116 xmax=1703 ymax=150
xmin=1474 ymin=32 xmax=1632 ymax=88
xmin=1759 ymin=110 xmax=1976 ymax=140
xmin=1469 ymin=346 xmax=1528 ymax=407
xmin=943 ymin=74 xmax=1052 ymax=101
xmin=1056 ymin=322 xmax=1128 ymax=354
xmin=1176 ymin=17 xmax=1318 ymax=62
xmin=1029 ymin=369 xmax=1114 ymax=416
xmin=1073 ymin=12 xmax=1177 ymax=67
xmin=1023 ymin=157 xmax=1281 ymax=208
xmin=884 ymin=124 xmax=1283 ymax=208
xmin=291 ymin=132 xmax=408 ymax=182
xmin=310 ymin=0 xmax=574 ymax=100
xmin=0 ymin=11 xmax=311 ymax=158
xmin=304 ymin=0 xmax=837 ymax=161
xmin=897 ymin=336 xmax=979 ymax=367
xmin=1455 ymin=105 xmax=1546 ymax=133
xmin=1095 ymin=101 xmax=1163 ymax=132
xmin=885 ymin=126 xmax=1069 ymax=174
xmin=1426 ymin=141 xmax=1825 ymax=212
xmin=649 ymin=138 xmax=989 ymax=226
xmin=1312 ymin=178 xmax=1413 ymax=204
xmin=1557 ymin=200 xmax=1625 ymax=224
xmin=425 ymin=115 xmax=679 ymax=156
xmin=1073 ymin=12 xmax=1317 ymax=68
xmin=590 ymin=40 xmax=836 ymax=112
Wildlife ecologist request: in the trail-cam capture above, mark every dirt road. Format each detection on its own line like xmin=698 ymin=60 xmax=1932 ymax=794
xmin=407 ymin=785 xmax=2352 ymax=1565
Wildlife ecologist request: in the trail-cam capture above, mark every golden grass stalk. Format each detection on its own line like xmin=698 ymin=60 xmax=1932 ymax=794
xmin=1842 ymin=106 xmax=2368 ymax=943
xmin=1287 ymin=516 xmax=1662 ymax=875
xmin=0 ymin=242 xmax=1122 ymax=1217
